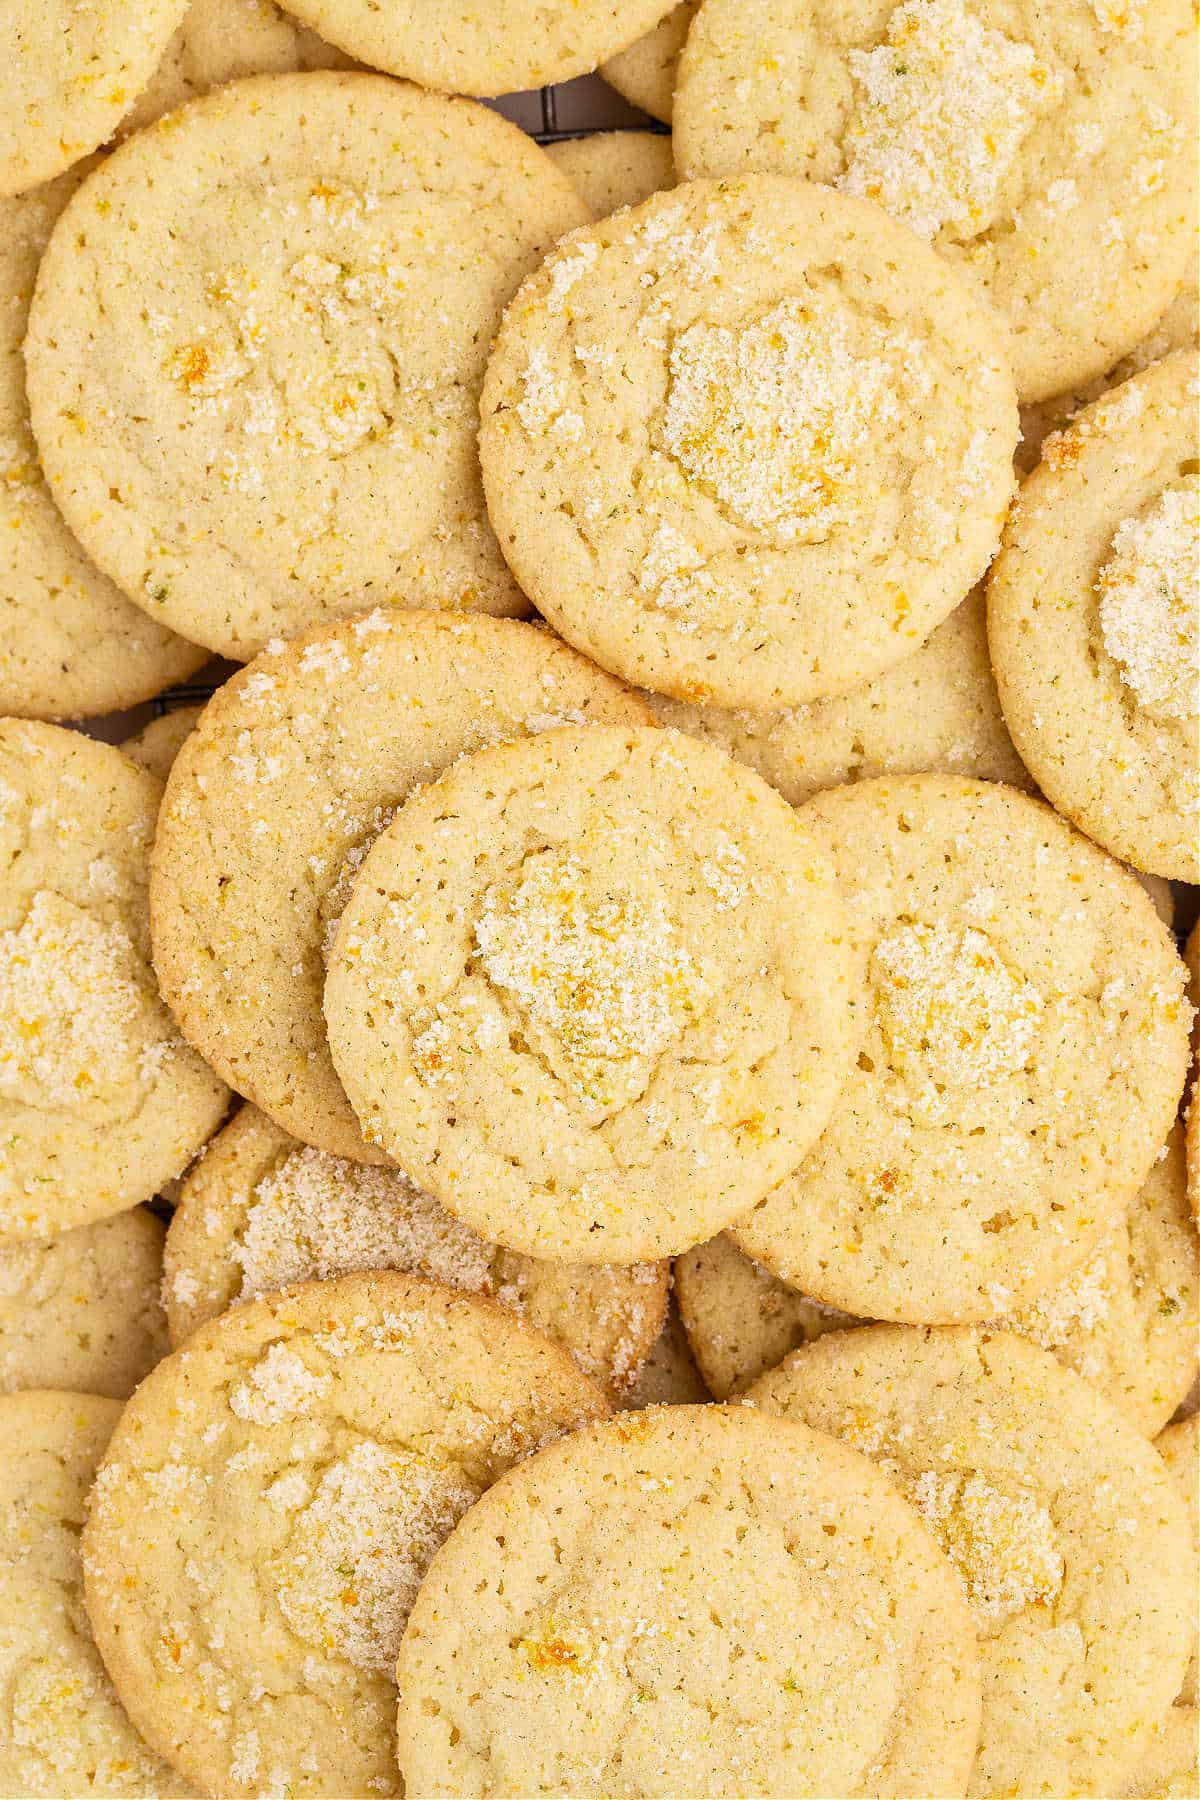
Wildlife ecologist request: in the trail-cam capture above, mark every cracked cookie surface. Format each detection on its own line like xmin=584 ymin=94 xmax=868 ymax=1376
xmin=325 ymin=724 xmax=858 ymax=1261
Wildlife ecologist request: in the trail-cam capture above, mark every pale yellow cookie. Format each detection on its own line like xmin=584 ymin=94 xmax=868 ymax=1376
xmin=601 ymin=3 xmax=697 ymax=121
xmin=120 ymin=705 xmax=203 ymax=784
xmin=0 ymin=721 xmax=228 ymax=1242
xmin=396 ymin=1406 xmax=982 ymax=1798
xmin=480 ymin=178 xmax=1016 ymax=711
xmin=0 ymin=172 xmax=206 ymax=720
xmin=0 ymin=1209 xmax=168 ymax=1400
xmin=545 ymin=130 xmax=676 ymax=217
xmin=989 ymin=352 xmax=1200 ymax=881
xmin=0 ymin=1390 xmax=192 ymax=1797
xmin=1156 ymin=1414 xmax=1198 ymax=1704
xmin=277 ymin=0 xmax=680 ymax=94
xmin=164 ymin=1103 xmax=668 ymax=1398
xmin=745 ymin=1325 xmax=1197 ymax=1797
xmin=0 ymin=2 xmax=186 ymax=198
xmin=733 ymin=775 xmax=1191 ymax=1322
xmin=1118 ymin=1707 xmax=1200 ymax=1800
xmin=619 ymin=1295 xmax=711 ymax=1406
xmin=325 ymin=724 xmax=858 ymax=1262
xmin=82 ymin=1272 xmax=608 ymax=1798
xmin=25 ymin=73 xmax=589 ymax=659
xmin=646 ymin=587 xmax=1032 ymax=805
xmin=674 ymin=0 xmax=1198 ymax=403
xmin=150 ymin=611 xmax=650 ymax=1161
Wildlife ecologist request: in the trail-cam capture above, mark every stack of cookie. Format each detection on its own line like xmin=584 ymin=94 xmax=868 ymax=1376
xmin=1 ymin=3 xmax=1197 ymax=1797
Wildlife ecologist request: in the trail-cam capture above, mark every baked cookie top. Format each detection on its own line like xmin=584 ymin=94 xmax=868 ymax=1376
xmin=164 ymin=1103 xmax=669 ymax=1398
xmin=745 ymin=1325 xmax=1197 ymax=1797
xmin=325 ymin=724 xmax=858 ymax=1262
xmin=989 ymin=351 xmax=1200 ymax=882
xmin=149 ymin=611 xmax=649 ymax=1160
xmin=276 ymin=0 xmax=679 ymax=94
xmin=601 ymin=3 xmax=698 ymax=121
xmin=618 ymin=1296 xmax=711 ymax=1407
xmin=1156 ymin=1412 xmax=1198 ymax=1706
xmin=674 ymin=0 xmax=1198 ymax=402
xmin=0 ymin=1 xmax=186 ymax=198
xmin=0 ymin=721 xmax=228 ymax=1242
xmin=0 ymin=1390 xmax=192 ymax=1797
xmin=732 ymin=775 xmax=1191 ymax=1321
xmin=121 ymin=705 xmax=203 ymax=784
xmin=481 ymin=177 xmax=1015 ymax=711
xmin=0 ymin=172 xmax=206 ymax=720
xmin=546 ymin=130 xmax=677 ymax=218
xmin=25 ymin=72 xmax=589 ymax=659
xmin=82 ymin=1271 xmax=608 ymax=1799
xmin=396 ymin=1405 xmax=982 ymax=1798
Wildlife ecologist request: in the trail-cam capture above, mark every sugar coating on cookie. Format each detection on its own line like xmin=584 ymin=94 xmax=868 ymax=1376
xmin=746 ymin=1325 xmax=1197 ymax=1797
xmin=0 ymin=1 xmax=187 ymax=198
xmin=325 ymin=725 xmax=858 ymax=1262
xmin=0 ymin=174 xmax=206 ymax=720
xmin=618 ymin=1297 xmax=711 ymax=1407
xmin=121 ymin=706 xmax=204 ymax=785
xmin=0 ymin=722 xmax=228 ymax=1242
xmin=164 ymin=1104 xmax=668 ymax=1396
xmin=82 ymin=1272 xmax=608 ymax=1798
xmin=395 ymin=1406 xmax=982 ymax=1798
xmin=989 ymin=352 xmax=1200 ymax=881
xmin=601 ymin=3 xmax=697 ymax=121
xmin=25 ymin=73 xmax=589 ymax=660
xmin=1156 ymin=1413 xmax=1198 ymax=1705
xmin=0 ymin=1390 xmax=191 ymax=1797
xmin=150 ymin=612 xmax=650 ymax=1161
xmin=732 ymin=775 xmax=1192 ymax=1322
xmin=277 ymin=0 xmax=680 ymax=94
xmin=0 ymin=1209 xmax=168 ymax=1401
xmin=1116 ymin=1705 xmax=1200 ymax=1800
xmin=674 ymin=0 xmax=1198 ymax=401
xmin=546 ymin=131 xmax=677 ymax=218
xmin=480 ymin=178 xmax=1015 ymax=711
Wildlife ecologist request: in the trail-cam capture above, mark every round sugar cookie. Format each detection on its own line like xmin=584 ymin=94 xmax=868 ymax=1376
xmin=0 ymin=1209 xmax=168 ymax=1400
xmin=1118 ymin=1708 xmax=1200 ymax=1800
xmin=121 ymin=705 xmax=204 ymax=784
xmin=647 ymin=587 xmax=1032 ymax=806
xmin=1156 ymin=1414 xmax=1198 ymax=1704
xmin=601 ymin=3 xmax=697 ymax=121
xmin=0 ymin=2 xmax=186 ymax=199
xmin=0 ymin=1390 xmax=192 ymax=1797
xmin=82 ymin=1271 xmax=607 ymax=1799
xmin=745 ymin=1325 xmax=1197 ymax=1798
xmin=732 ymin=775 xmax=1192 ymax=1323
xmin=0 ymin=172 xmax=206 ymax=720
xmin=0 ymin=721 xmax=228 ymax=1243
xmin=618 ymin=1295 xmax=710 ymax=1407
xmin=396 ymin=1405 xmax=982 ymax=1798
xmin=164 ymin=1103 xmax=668 ymax=1397
xmin=150 ymin=611 xmax=651 ymax=1161
xmin=546 ymin=131 xmax=676 ymax=218
xmin=480 ymin=178 xmax=1016 ymax=712
xmin=989 ymin=352 xmax=1200 ymax=882
xmin=25 ymin=73 xmax=589 ymax=660
xmin=325 ymin=724 xmax=858 ymax=1262
xmin=674 ymin=0 xmax=1198 ymax=403
xmin=277 ymin=0 xmax=679 ymax=94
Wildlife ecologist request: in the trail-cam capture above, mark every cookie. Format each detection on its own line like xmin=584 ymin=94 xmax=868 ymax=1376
xmin=277 ymin=0 xmax=680 ymax=94
xmin=150 ymin=611 xmax=650 ymax=1161
xmin=121 ymin=705 xmax=204 ymax=784
xmin=82 ymin=1271 xmax=608 ymax=1798
xmin=745 ymin=1325 xmax=1197 ymax=1797
xmin=0 ymin=1209 xmax=168 ymax=1401
xmin=619 ymin=1295 xmax=710 ymax=1406
xmin=0 ymin=172 xmax=206 ymax=720
xmin=25 ymin=72 xmax=589 ymax=660
xmin=646 ymin=587 xmax=1032 ymax=807
xmin=480 ymin=178 xmax=1016 ymax=711
xmin=601 ymin=3 xmax=697 ymax=122
xmin=325 ymin=724 xmax=858 ymax=1262
xmin=0 ymin=1390 xmax=191 ymax=1797
xmin=1156 ymin=1414 xmax=1198 ymax=1704
xmin=674 ymin=0 xmax=1198 ymax=403
xmin=163 ymin=1103 xmax=668 ymax=1398
xmin=0 ymin=2 xmax=186 ymax=198
xmin=989 ymin=353 xmax=1200 ymax=881
xmin=732 ymin=775 xmax=1191 ymax=1322
xmin=546 ymin=130 xmax=676 ymax=217
xmin=395 ymin=1405 xmax=982 ymax=1798
xmin=676 ymin=1232 xmax=858 ymax=1398
xmin=1118 ymin=1707 xmax=1200 ymax=1800
xmin=0 ymin=721 xmax=228 ymax=1242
